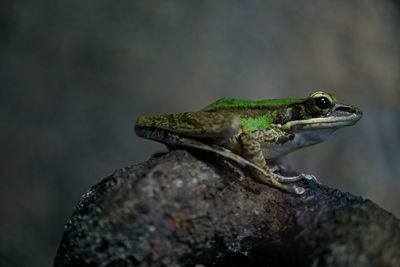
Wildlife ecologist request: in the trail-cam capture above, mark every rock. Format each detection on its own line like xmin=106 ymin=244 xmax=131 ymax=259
xmin=54 ymin=150 xmax=400 ymax=266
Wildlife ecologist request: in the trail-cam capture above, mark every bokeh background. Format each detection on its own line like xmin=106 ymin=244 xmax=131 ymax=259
xmin=1 ymin=1 xmax=399 ymax=266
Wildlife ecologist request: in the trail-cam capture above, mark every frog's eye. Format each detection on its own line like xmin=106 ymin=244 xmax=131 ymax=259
xmin=314 ymin=96 xmax=331 ymax=110
xmin=307 ymin=91 xmax=334 ymax=115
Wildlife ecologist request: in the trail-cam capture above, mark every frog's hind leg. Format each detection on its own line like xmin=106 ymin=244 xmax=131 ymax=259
xmin=177 ymin=136 xmax=305 ymax=194
xmin=135 ymin=111 xmax=242 ymax=139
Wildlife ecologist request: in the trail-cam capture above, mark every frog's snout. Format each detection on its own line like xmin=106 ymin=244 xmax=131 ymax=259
xmin=333 ymin=104 xmax=362 ymax=120
xmin=347 ymin=106 xmax=362 ymax=117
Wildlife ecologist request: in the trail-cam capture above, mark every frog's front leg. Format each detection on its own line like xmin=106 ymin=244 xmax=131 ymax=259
xmin=238 ymin=130 xmax=312 ymax=194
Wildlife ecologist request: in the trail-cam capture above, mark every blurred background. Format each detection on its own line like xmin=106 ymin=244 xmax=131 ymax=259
xmin=1 ymin=0 xmax=399 ymax=266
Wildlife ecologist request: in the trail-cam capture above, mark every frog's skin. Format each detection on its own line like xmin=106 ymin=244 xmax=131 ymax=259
xmin=135 ymin=91 xmax=362 ymax=194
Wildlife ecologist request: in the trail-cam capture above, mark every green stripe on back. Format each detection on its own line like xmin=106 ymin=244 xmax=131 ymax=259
xmin=202 ymin=97 xmax=301 ymax=111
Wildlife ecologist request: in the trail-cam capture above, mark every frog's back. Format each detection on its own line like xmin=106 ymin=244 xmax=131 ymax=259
xmin=202 ymin=97 xmax=302 ymax=111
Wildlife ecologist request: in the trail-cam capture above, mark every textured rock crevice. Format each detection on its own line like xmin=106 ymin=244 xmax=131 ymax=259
xmin=55 ymin=150 xmax=400 ymax=266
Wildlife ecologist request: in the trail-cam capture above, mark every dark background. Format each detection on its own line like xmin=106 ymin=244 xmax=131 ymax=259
xmin=1 ymin=1 xmax=399 ymax=266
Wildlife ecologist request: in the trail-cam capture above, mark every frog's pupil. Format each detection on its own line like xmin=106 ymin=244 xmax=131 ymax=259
xmin=315 ymin=97 xmax=331 ymax=110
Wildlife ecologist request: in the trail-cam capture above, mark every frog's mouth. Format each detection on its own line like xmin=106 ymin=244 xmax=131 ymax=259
xmin=282 ymin=104 xmax=362 ymax=132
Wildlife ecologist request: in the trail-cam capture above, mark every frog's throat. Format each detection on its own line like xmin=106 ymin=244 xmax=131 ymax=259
xmin=281 ymin=113 xmax=361 ymax=132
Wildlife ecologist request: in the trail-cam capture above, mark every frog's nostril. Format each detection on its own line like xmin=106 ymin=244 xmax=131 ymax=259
xmin=348 ymin=106 xmax=362 ymax=116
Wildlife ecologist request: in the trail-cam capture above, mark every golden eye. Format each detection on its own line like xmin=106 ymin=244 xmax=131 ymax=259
xmin=307 ymin=92 xmax=334 ymax=114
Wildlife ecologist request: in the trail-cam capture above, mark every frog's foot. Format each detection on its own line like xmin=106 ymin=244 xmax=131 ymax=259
xmin=253 ymin=171 xmax=321 ymax=194
xmin=268 ymin=164 xmax=280 ymax=173
xmin=273 ymin=173 xmax=318 ymax=183
xmin=271 ymin=180 xmax=305 ymax=195
xmin=257 ymin=176 xmax=305 ymax=194
xmin=248 ymin=168 xmax=305 ymax=195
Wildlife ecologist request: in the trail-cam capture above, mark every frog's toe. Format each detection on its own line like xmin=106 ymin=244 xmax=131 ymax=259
xmin=293 ymin=186 xmax=305 ymax=195
xmin=269 ymin=165 xmax=280 ymax=173
xmin=299 ymin=173 xmax=318 ymax=182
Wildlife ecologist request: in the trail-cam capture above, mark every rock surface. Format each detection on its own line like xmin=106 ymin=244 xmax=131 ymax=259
xmin=54 ymin=150 xmax=400 ymax=266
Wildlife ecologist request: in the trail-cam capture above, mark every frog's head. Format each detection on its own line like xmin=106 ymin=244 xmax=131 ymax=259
xmin=280 ymin=91 xmax=362 ymax=148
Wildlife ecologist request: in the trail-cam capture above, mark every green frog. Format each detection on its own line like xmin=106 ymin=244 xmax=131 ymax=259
xmin=135 ymin=91 xmax=362 ymax=194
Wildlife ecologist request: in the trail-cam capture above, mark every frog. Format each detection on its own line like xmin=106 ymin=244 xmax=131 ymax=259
xmin=135 ymin=91 xmax=362 ymax=194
